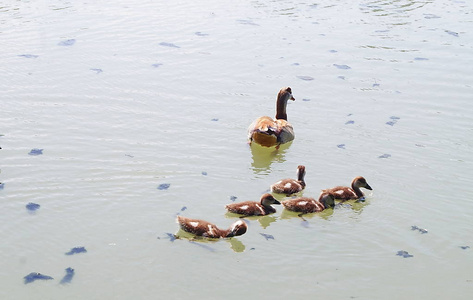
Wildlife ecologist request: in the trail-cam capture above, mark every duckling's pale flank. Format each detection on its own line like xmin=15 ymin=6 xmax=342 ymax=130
xmin=176 ymin=216 xmax=247 ymax=238
xmin=248 ymin=87 xmax=295 ymax=148
xmin=282 ymin=193 xmax=335 ymax=214
xmin=271 ymin=165 xmax=306 ymax=195
xmin=322 ymin=176 xmax=372 ymax=201
xmin=225 ymin=193 xmax=281 ymax=216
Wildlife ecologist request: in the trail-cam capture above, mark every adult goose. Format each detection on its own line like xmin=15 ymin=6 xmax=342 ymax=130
xmin=248 ymin=87 xmax=295 ymax=148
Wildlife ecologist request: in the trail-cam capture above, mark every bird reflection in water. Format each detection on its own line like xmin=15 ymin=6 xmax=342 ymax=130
xmin=249 ymin=141 xmax=292 ymax=174
xmin=225 ymin=213 xmax=278 ymax=229
xmin=172 ymin=229 xmax=247 ymax=253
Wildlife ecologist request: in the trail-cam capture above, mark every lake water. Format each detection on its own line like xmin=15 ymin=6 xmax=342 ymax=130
xmin=1 ymin=0 xmax=472 ymax=299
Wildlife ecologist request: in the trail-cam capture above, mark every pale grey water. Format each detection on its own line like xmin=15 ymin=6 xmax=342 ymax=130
xmin=1 ymin=0 xmax=472 ymax=299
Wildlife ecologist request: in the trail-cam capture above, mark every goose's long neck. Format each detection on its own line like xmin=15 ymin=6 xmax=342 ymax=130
xmin=275 ymin=96 xmax=288 ymax=120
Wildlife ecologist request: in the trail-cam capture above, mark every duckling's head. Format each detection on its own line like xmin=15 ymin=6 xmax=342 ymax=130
xmin=226 ymin=220 xmax=248 ymax=237
xmin=296 ymin=165 xmax=306 ymax=181
xmin=319 ymin=193 xmax=335 ymax=208
xmin=353 ymin=176 xmax=372 ymax=190
xmin=261 ymin=193 xmax=281 ymax=206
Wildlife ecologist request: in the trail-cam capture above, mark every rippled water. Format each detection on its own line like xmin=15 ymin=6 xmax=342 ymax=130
xmin=1 ymin=0 xmax=472 ymax=299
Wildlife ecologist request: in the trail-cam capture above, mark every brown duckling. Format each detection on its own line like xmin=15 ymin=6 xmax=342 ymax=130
xmin=176 ymin=216 xmax=247 ymax=238
xmin=281 ymin=193 xmax=335 ymax=214
xmin=225 ymin=193 xmax=281 ymax=216
xmin=271 ymin=165 xmax=306 ymax=195
xmin=322 ymin=176 xmax=372 ymax=201
xmin=248 ymin=87 xmax=295 ymax=148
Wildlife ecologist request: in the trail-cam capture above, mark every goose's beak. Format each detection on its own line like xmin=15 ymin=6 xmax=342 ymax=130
xmin=290 ymin=95 xmax=295 ymax=101
xmin=365 ymin=184 xmax=372 ymax=190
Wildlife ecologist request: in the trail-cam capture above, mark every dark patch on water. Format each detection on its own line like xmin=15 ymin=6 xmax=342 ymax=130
xmin=18 ymin=54 xmax=39 ymax=58
xmin=58 ymin=39 xmax=76 ymax=46
xmin=24 ymin=272 xmax=54 ymax=284
xmin=26 ymin=202 xmax=40 ymax=212
xmin=157 ymin=183 xmax=170 ymax=190
xmin=189 ymin=241 xmax=216 ymax=252
xmin=396 ymin=250 xmax=413 ymax=258
xmin=297 ymin=75 xmax=314 ymax=81
xmin=159 ymin=42 xmax=180 ymax=48
xmin=292 ymin=62 xmax=300 ymax=66
xmin=28 ymin=148 xmax=43 ymax=155
xmin=345 ymin=120 xmax=354 ymax=125
xmin=211 ymin=118 xmax=219 ymax=121
xmin=329 ymin=49 xmax=338 ymax=53
xmin=195 ymin=31 xmax=209 ymax=36
xmin=157 ymin=233 xmax=177 ymax=242
xmin=338 ymin=76 xmax=345 ymax=80
xmin=302 ymin=98 xmax=311 ymax=102
xmin=411 ymin=225 xmax=428 ymax=234
xmin=260 ymin=233 xmax=274 ymax=240
xmin=378 ymin=153 xmax=391 ymax=159
xmin=445 ymin=30 xmax=459 ymax=37
xmin=236 ymin=19 xmax=259 ymax=26
xmin=175 ymin=206 xmax=187 ymax=216
xmin=386 ymin=116 xmax=400 ymax=126
xmin=65 ymin=247 xmax=87 ymax=255
xmin=424 ymin=13 xmax=440 ymax=19
xmin=201 ymin=171 xmax=208 ymax=176
xmin=90 ymin=68 xmax=103 ymax=74
xmin=59 ymin=268 xmax=75 ymax=284
xmin=0 ymin=183 xmax=4 ymax=190
xmin=333 ymin=64 xmax=351 ymax=70
xmin=166 ymin=233 xmax=177 ymax=242
xmin=125 ymin=154 xmax=134 ymax=158
xmin=230 ymin=196 xmax=237 ymax=202
xmin=460 ymin=246 xmax=470 ymax=250
xmin=337 ymin=144 xmax=346 ymax=149
xmin=151 ymin=63 xmax=163 ymax=68
xmin=301 ymin=220 xmax=310 ymax=228
xmin=414 ymin=57 xmax=429 ymax=61
xmin=334 ymin=203 xmax=352 ymax=210
xmin=355 ymin=196 xmax=366 ymax=203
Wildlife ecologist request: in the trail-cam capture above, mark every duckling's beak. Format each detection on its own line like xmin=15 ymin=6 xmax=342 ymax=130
xmin=365 ymin=183 xmax=372 ymax=190
xmin=290 ymin=95 xmax=295 ymax=101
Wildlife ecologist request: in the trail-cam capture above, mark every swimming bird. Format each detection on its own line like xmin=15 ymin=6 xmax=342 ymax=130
xmin=271 ymin=165 xmax=306 ymax=195
xmin=281 ymin=193 xmax=335 ymax=214
xmin=322 ymin=176 xmax=372 ymax=201
xmin=248 ymin=87 xmax=295 ymax=148
xmin=176 ymin=216 xmax=248 ymax=238
xmin=225 ymin=193 xmax=281 ymax=216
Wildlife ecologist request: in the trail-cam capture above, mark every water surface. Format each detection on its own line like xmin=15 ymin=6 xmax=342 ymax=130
xmin=1 ymin=0 xmax=472 ymax=299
